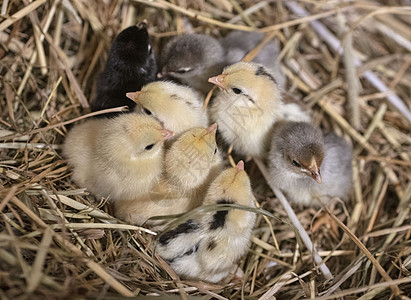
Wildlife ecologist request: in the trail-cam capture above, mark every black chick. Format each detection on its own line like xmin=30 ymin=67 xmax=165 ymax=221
xmin=91 ymin=22 xmax=157 ymax=116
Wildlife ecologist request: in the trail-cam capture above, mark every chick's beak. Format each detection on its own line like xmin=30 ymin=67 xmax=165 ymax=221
xmin=309 ymin=169 xmax=322 ymax=184
xmin=236 ymin=160 xmax=245 ymax=172
xmin=126 ymin=91 xmax=141 ymax=103
xmin=206 ymin=123 xmax=218 ymax=135
xmin=157 ymin=67 xmax=166 ymax=79
xmin=160 ymin=129 xmax=174 ymax=140
xmin=208 ymin=75 xmax=227 ymax=90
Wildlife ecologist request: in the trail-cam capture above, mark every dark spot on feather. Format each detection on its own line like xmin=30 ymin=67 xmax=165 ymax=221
xmin=164 ymin=243 xmax=199 ymax=265
xmin=255 ymin=66 xmax=276 ymax=84
xmin=209 ymin=199 xmax=233 ymax=230
xmin=159 ymin=219 xmax=199 ymax=245
xmin=207 ymin=239 xmax=217 ymax=251
xmin=246 ymin=94 xmax=255 ymax=103
xmin=185 ymin=101 xmax=195 ymax=109
xmin=184 ymin=243 xmax=199 ymax=256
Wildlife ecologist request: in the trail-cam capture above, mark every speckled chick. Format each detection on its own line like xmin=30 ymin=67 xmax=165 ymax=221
xmin=159 ymin=34 xmax=226 ymax=94
xmin=126 ymin=81 xmax=208 ymax=136
xmin=208 ymin=62 xmax=310 ymax=158
xmin=268 ymin=121 xmax=353 ymax=206
xmin=63 ymin=114 xmax=173 ymax=201
xmin=114 ymin=124 xmax=222 ymax=226
xmin=91 ymin=23 xmax=156 ymax=116
xmin=156 ymin=161 xmax=256 ymax=283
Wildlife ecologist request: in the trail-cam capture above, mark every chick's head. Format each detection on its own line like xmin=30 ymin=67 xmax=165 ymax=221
xmin=165 ymin=124 xmax=218 ymax=190
xmin=203 ymin=161 xmax=253 ymax=207
xmin=160 ymin=34 xmax=224 ymax=78
xmin=109 ymin=22 xmax=153 ymax=68
xmin=97 ymin=114 xmax=174 ymax=163
xmin=208 ymin=62 xmax=281 ymax=114
xmin=127 ymin=81 xmax=205 ymax=134
xmin=276 ymin=122 xmax=324 ymax=184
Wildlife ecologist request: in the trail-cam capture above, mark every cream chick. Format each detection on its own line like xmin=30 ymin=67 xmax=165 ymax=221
xmin=126 ymin=81 xmax=208 ymax=136
xmin=63 ymin=114 xmax=174 ymax=201
xmin=209 ymin=62 xmax=310 ymax=158
xmin=268 ymin=121 xmax=352 ymax=206
xmin=164 ymin=123 xmax=218 ymax=191
xmin=156 ymin=161 xmax=256 ymax=283
xmin=114 ymin=124 xmax=222 ymax=225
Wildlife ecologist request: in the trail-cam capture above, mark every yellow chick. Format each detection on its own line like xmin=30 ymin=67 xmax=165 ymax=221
xmin=208 ymin=62 xmax=310 ymax=158
xmin=63 ymin=114 xmax=174 ymax=201
xmin=126 ymin=81 xmax=209 ymax=136
xmin=164 ymin=123 xmax=219 ymax=193
xmin=114 ymin=124 xmax=222 ymax=225
xmin=156 ymin=161 xmax=256 ymax=283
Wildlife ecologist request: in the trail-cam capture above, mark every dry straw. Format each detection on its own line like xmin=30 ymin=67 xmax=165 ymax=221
xmin=1 ymin=0 xmax=410 ymax=299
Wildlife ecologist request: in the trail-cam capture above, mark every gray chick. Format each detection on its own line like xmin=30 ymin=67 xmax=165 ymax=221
xmin=159 ymin=34 xmax=226 ymax=94
xmin=268 ymin=121 xmax=352 ymax=206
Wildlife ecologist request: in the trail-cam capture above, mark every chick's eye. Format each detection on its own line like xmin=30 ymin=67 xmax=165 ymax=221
xmin=176 ymin=68 xmax=191 ymax=74
xmin=143 ymin=108 xmax=152 ymax=115
xmin=292 ymin=160 xmax=301 ymax=168
xmin=145 ymin=144 xmax=155 ymax=151
xmin=214 ymin=148 xmax=218 ymax=155
xmin=232 ymin=87 xmax=242 ymax=94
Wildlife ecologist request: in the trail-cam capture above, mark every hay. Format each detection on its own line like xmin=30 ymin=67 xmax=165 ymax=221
xmin=1 ymin=0 xmax=410 ymax=299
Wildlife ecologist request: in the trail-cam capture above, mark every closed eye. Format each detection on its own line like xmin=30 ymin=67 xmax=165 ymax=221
xmin=176 ymin=68 xmax=192 ymax=74
xmin=292 ymin=160 xmax=301 ymax=168
xmin=145 ymin=144 xmax=155 ymax=151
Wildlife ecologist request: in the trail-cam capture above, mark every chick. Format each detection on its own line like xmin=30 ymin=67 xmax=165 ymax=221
xmin=63 ymin=114 xmax=173 ymax=201
xmin=164 ymin=123 xmax=219 ymax=194
xmin=159 ymin=34 xmax=226 ymax=94
xmin=91 ymin=22 xmax=157 ymax=115
xmin=268 ymin=121 xmax=353 ymax=206
xmin=220 ymin=30 xmax=285 ymax=88
xmin=155 ymin=161 xmax=256 ymax=283
xmin=114 ymin=124 xmax=222 ymax=225
xmin=208 ymin=62 xmax=310 ymax=158
xmin=126 ymin=81 xmax=208 ymax=136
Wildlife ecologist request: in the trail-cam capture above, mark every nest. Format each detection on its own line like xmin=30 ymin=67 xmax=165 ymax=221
xmin=1 ymin=0 xmax=410 ymax=299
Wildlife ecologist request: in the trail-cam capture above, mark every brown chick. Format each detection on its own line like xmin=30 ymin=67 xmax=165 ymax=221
xmin=63 ymin=114 xmax=174 ymax=201
xmin=155 ymin=161 xmax=256 ymax=283
xmin=208 ymin=62 xmax=310 ymax=158
xmin=114 ymin=124 xmax=222 ymax=226
xmin=268 ymin=121 xmax=353 ymax=206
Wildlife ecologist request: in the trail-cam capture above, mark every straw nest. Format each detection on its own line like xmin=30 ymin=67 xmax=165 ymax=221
xmin=1 ymin=0 xmax=410 ymax=299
